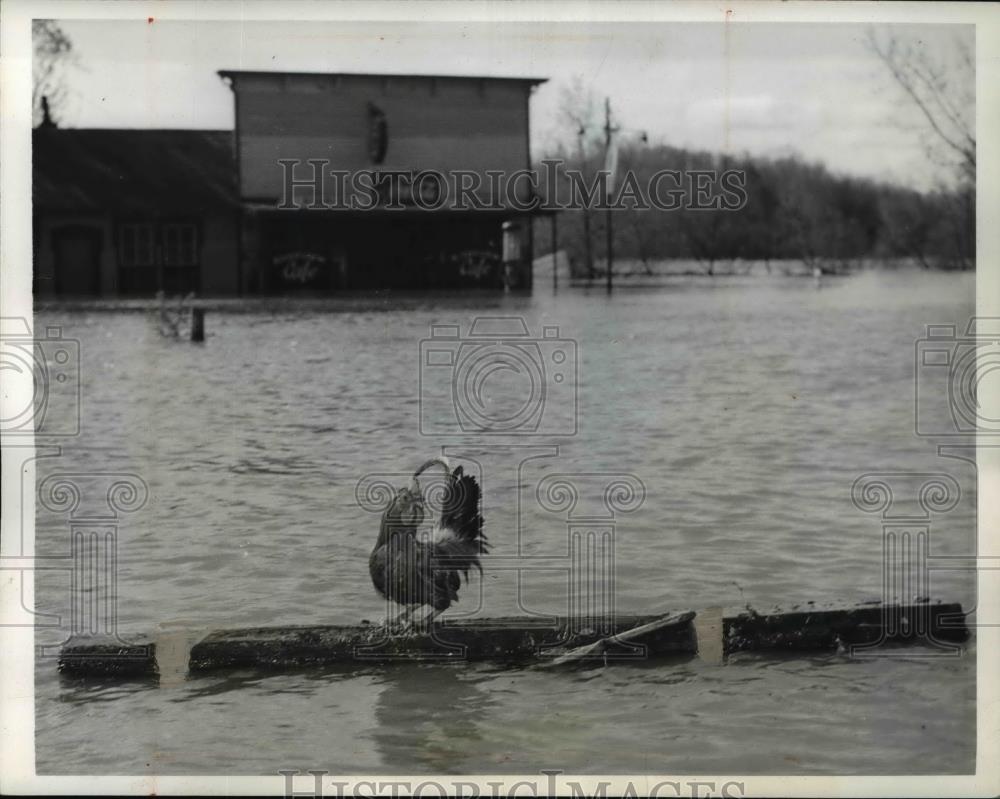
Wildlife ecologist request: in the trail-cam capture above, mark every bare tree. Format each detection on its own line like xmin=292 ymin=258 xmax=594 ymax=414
xmin=555 ymin=76 xmax=603 ymax=279
xmin=868 ymin=29 xmax=974 ymax=184
xmin=556 ymin=75 xmax=602 ymax=154
xmin=33 ymin=20 xmax=77 ymax=127
xmin=867 ymin=28 xmax=974 ymax=270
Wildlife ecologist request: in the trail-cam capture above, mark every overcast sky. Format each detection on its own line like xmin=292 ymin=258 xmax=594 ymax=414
xmin=50 ymin=19 xmax=973 ymax=192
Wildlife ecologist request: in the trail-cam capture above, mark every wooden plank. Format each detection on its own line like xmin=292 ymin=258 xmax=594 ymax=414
xmin=724 ymin=600 xmax=968 ymax=653
xmin=188 ymin=613 xmax=697 ymax=672
xmin=57 ymin=635 xmax=156 ymax=677
xmin=56 ymin=601 xmax=970 ymax=677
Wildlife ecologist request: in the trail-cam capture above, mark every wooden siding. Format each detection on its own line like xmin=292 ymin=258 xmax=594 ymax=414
xmin=231 ymin=74 xmax=532 ymax=203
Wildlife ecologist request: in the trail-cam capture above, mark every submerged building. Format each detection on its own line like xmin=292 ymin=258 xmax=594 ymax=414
xmin=33 ymin=128 xmax=239 ymax=297
xmin=32 ymin=70 xmax=547 ymax=297
xmin=221 ymin=70 xmax=546 ymax=293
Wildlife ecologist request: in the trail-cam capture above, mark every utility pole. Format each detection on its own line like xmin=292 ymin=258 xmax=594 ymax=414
xmin=576 ymin=125 xmax=594 ymax=281
xmin=551 ymin=212 xmax=559 ymax=292
xmin=601 ymin=99 xmax=646 ymax=293
xmin=604 ymin=97 xmax=616 ymax=293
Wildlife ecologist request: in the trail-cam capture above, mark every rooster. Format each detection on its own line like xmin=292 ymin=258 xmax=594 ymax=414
xmin=369 ymin=457 xmax=487 ymax=631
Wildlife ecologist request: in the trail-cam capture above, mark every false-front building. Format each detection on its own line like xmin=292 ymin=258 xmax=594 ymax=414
xmin=222 ymin=70 xmax=546 ymax=293
xmin=32 ymin=70 xmax=546 ymax=297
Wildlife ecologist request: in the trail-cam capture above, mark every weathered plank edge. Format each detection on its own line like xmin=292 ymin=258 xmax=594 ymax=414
xmin=57 ymin=636 xmax=156 ymax=677
xmin=724 ymin=601 xmax=968 ymax=653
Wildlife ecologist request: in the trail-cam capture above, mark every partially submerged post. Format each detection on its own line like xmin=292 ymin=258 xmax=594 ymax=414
xmin=190 ymin=308 xmax=205 ymax=342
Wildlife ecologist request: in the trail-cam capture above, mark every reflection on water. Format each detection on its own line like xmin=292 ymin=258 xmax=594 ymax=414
xmin=33 ymin=271 xmax=977 ymax=774
xmin=56 ymin=673 xmax=160 ymax=706
xmin=371 ymin=664 xmax=496 ymax=773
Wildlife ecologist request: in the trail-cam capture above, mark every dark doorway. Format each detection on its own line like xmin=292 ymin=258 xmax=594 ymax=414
xmin=52 ymin=226 xmax=102 ymax=296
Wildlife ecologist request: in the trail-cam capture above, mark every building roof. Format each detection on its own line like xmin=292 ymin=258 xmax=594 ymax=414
xmin=217 ymin=69 xmax=548 ymax=86
xmin=33 ymin=128 xmax=238 ymax=214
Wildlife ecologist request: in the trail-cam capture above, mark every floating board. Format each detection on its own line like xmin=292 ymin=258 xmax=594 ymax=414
xmin=56 ymin=600 xmax=969 ymax=678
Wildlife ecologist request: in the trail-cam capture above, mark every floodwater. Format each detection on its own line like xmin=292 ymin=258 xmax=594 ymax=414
xmin=33 ymin=269 xmax=977 ymax=775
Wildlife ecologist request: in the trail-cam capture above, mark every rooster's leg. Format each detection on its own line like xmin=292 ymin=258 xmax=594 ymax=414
xmin=401 ymin=606 xmax=441 ymax=635
xmin=384 ymin=605 xmax=415 ymax=633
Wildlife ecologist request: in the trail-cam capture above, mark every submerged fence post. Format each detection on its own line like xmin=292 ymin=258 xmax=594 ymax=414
xmin=190 ymin=308 xmax=205 ymax=342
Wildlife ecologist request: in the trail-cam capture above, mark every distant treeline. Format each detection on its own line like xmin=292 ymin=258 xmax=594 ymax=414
xmin=535 ymin=143 xmax=974 ymax=276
